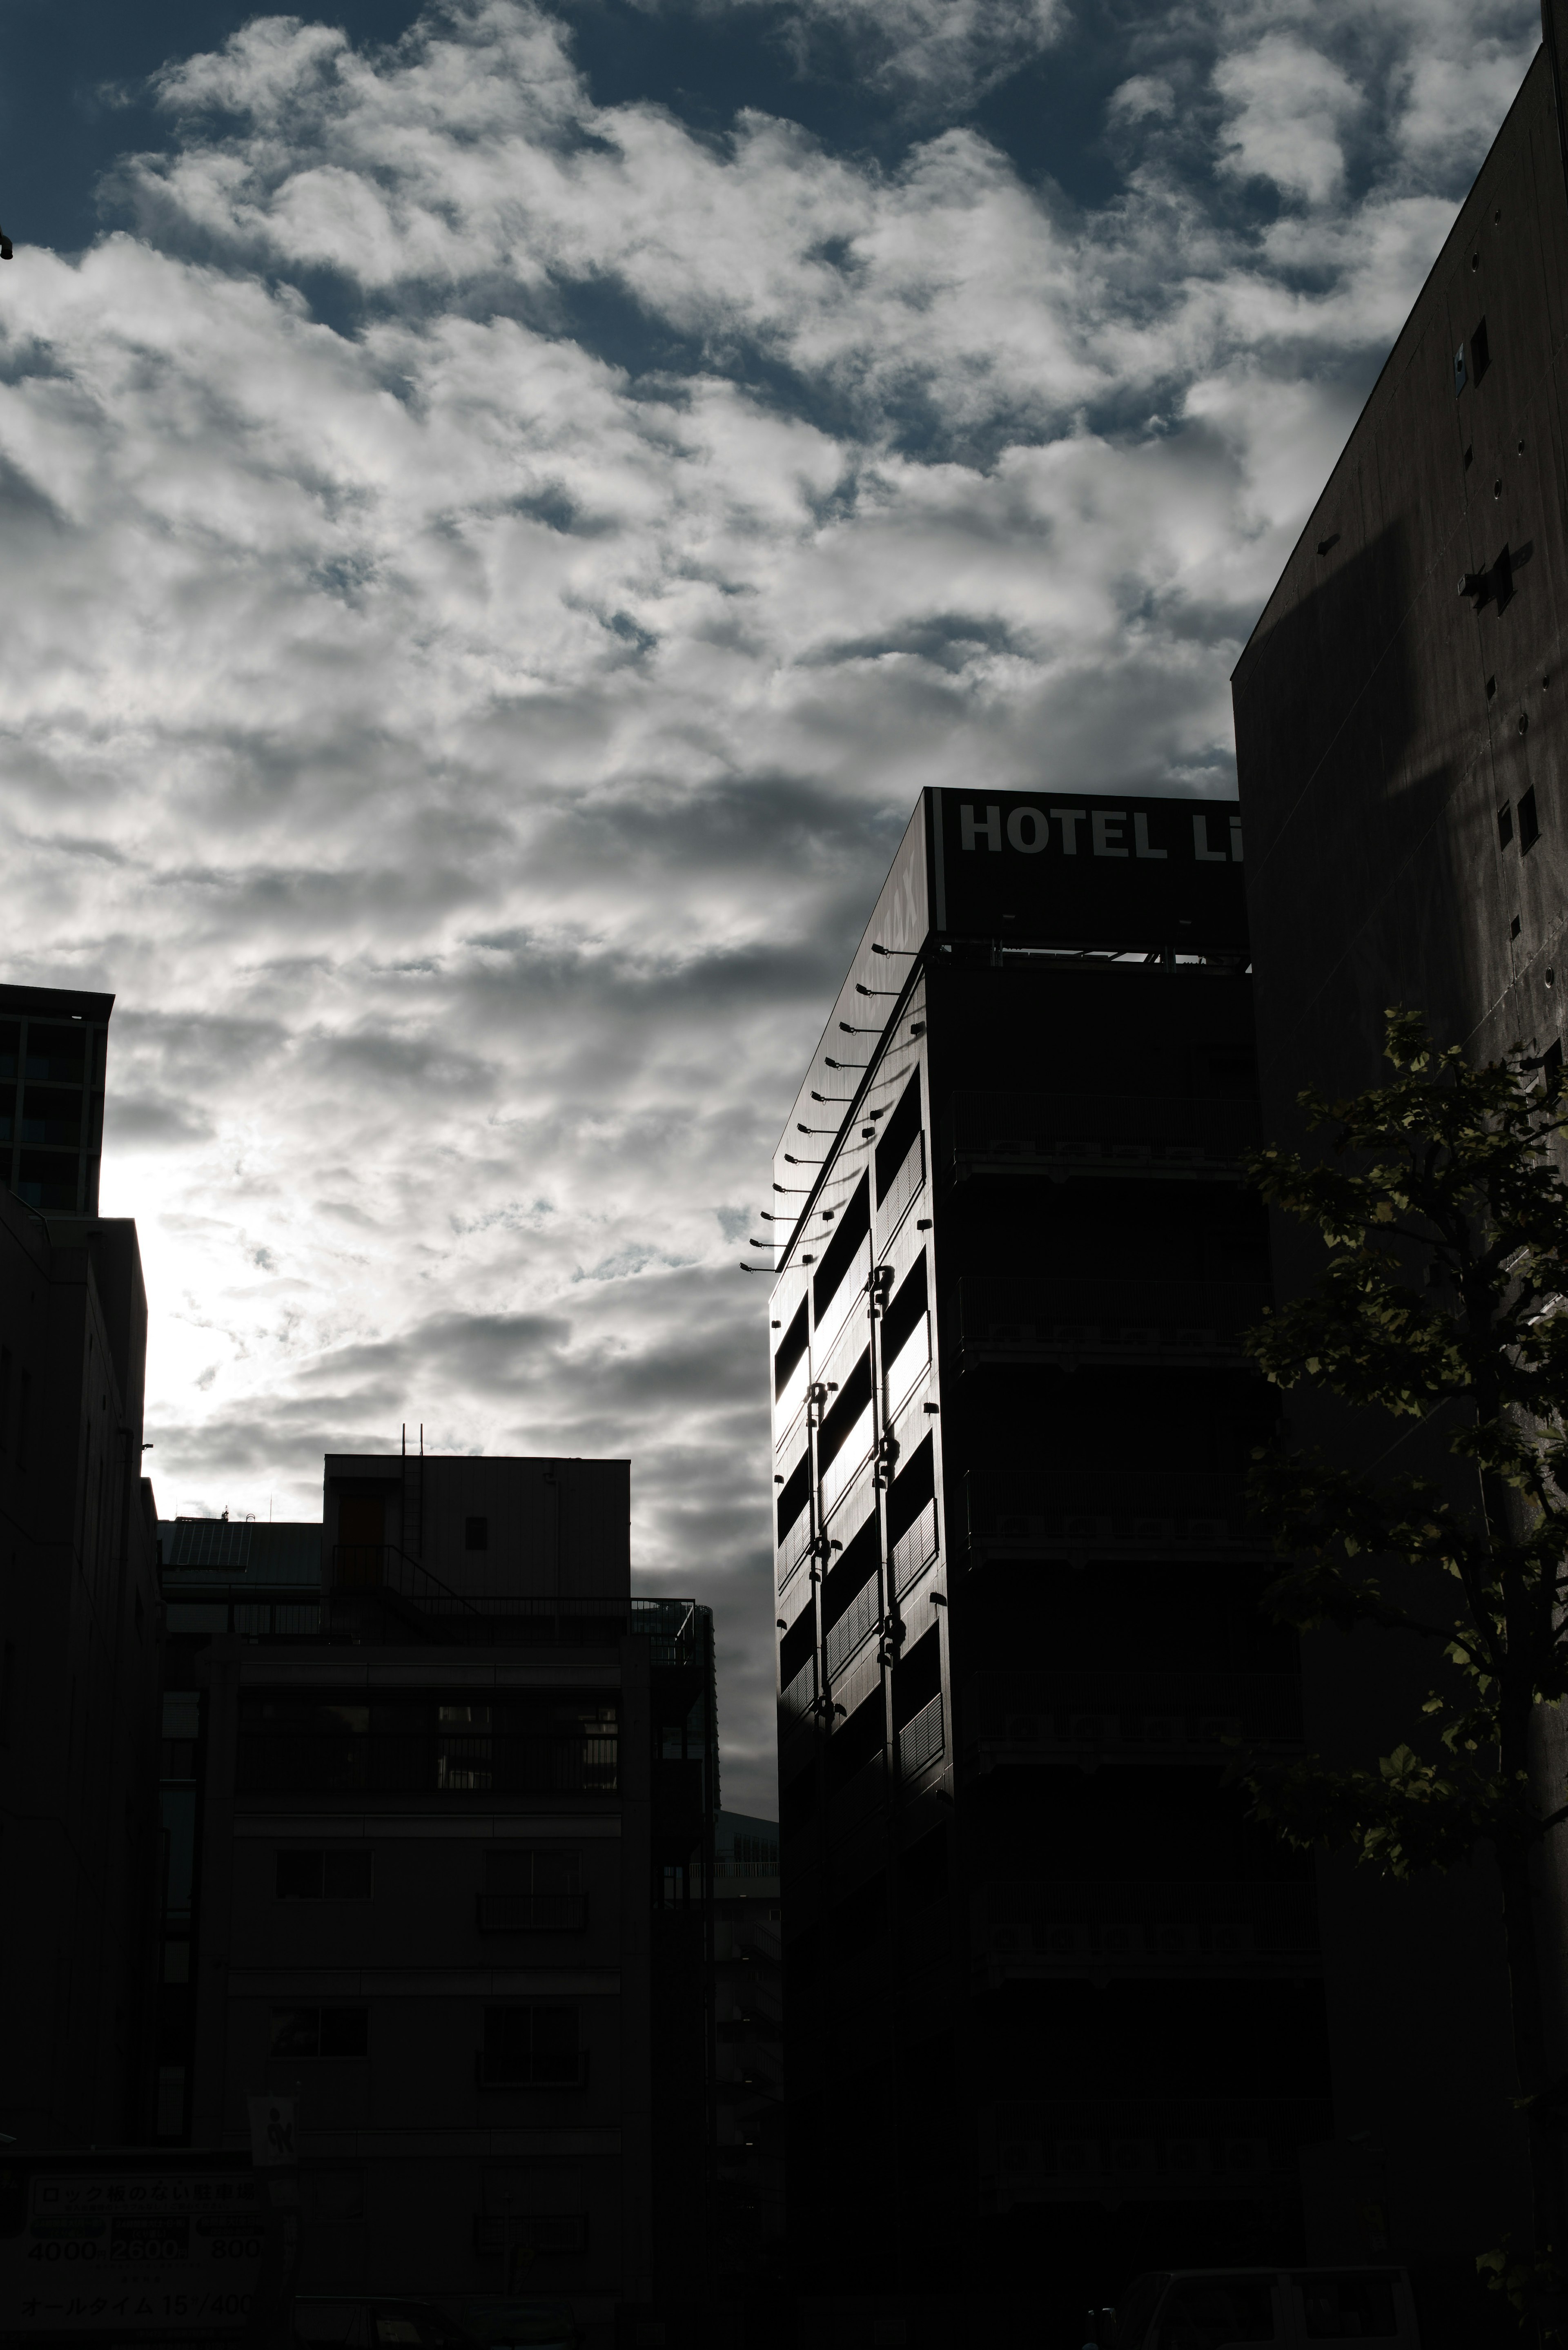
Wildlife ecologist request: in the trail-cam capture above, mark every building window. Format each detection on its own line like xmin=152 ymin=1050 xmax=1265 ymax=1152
xmin=465 ymin=1516 xmax=489 ymax=1551
xmin=479 ymin=2007 xmax=584 ymax=2087
xmin=0 ymin=1346 xmax=9 ymax=1454
xmin=1520 ymin=785 xmax=1540 ymax=852
xmin=479 ymin=1849 xmax=585 ymax=1931
xmin=271 ymin=2008 xmax=369 ymax=2061
xmin=1499 ymin=802 xmax=1515 ymax=848
xmin=473 ymin=2212 xmax=589 ymax=2257
xmin=276 ymin=1850 xmax=374 ymax=1900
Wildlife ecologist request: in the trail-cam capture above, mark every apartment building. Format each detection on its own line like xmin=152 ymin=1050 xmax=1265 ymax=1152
xmin=158 ymin=1455 xmax=718 ymax=2342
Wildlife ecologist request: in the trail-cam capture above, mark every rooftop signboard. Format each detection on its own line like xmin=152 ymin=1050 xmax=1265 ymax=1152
xmin=928 ymin=787 xmax=1247 ymax=951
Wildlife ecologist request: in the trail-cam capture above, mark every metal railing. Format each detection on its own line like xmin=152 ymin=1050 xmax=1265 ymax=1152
xmin=331 ymin=1547 xmax=704 ymax=1660
xmin=238 ymin=1731 xmax=618 ymax=1796
xmin=899 ymin=1691 xmax=944 ymax=1778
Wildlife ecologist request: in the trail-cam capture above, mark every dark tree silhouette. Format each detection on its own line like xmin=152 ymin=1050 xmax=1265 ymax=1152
xmin=1242 ymin=1010 xmax=1568 ymax=2300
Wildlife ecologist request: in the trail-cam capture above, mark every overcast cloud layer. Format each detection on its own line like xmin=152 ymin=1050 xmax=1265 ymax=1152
xmin=0 ymin=0 xmax=1539 ymax=1807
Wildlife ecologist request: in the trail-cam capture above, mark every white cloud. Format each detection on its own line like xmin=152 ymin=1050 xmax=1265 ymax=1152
xmin=0 ymin=0 xmax=1543 ymax=1806
xmin=1214 ymin=35 xmax=1361 ymax=207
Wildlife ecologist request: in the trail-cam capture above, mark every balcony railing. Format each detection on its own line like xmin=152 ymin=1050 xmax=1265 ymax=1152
xmin=476 ymin=1893 xmax=588 ymax=1933
xmin=475 ymin=2049 xmax=590 ymax=2090
xmin=239 ymin=1732 xmax=618 ymax=1796
xmin=330 ymin=1548 xmax=703 ymax=1661
xmin=899 ymin=1691 xmax=944 ymax=1779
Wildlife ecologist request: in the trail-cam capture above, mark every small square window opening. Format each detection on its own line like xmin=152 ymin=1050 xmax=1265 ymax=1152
xmin=1471 ymin=318 xmax=1490 ymax=382
xmin=1520 ymin=785 xmax=1541 ymax=852
xmin=1499 ymin=803 xmax=1515 ymax=848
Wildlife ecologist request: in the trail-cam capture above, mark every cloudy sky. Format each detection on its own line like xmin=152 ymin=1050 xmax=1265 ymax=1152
xmin=0 ymin=0 xmax=1539 ymax=1808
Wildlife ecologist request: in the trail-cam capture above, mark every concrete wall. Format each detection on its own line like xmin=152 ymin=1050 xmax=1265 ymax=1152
xmin=0 ymin=1189 xmax=163 ymax=2144
xmin=1230 ymin=27 xmax=1568 ymax=2262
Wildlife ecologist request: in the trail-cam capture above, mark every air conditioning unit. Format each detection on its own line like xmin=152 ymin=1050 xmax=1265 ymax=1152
xmin=999 ymin=2140 xmax=1041 ymax=2176
xmin=1143 ymin=1715 xmax=1183 ymax=1745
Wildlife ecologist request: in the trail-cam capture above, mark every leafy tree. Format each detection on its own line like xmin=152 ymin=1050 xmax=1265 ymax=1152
xmin=1241 ymin=1009 xmax=1568 ymax=2283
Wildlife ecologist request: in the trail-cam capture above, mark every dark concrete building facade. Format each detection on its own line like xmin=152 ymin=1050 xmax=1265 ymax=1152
xmin=1230 ymin=0 xmax=1568 ymax=2261
xmin=0 ymin=982 xmax=114 ymax=1217
xmin=0 ymin=979 xmax=165 ymax=2149
xmin=0 ymin=1171 xmax=163 ymax=2144
xmin=764 ymin=790 xmax=1314 ymax=2318
xmin=711 ymin=1810 xmax=783 ymax=2294
xmin=158 ymin=1457 xmax=719 ymax=2343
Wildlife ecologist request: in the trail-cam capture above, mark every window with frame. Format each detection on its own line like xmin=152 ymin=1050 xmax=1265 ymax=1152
xmin=478 ymin=1848 xmax=585 ymax=1931
xmin=271 ymin=2007 xmax=369 ymax=2061
xmin=276 ymin=1850 xmax=373 ymax=1900
xmin=479 ymin=2006 xmax=582 ymax=2087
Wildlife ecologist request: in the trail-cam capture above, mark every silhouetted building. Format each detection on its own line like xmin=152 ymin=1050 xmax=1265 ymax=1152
xmin=157 ymin=1455 xmax=718 ymax=2345
xmin=1229 ymin=2 xmax=1568 ymax=2263
xmin=0 ymin=982 xmax=114 ymax=1216
xmin=0 ymin=1180 xmax=163 ymax=2144
xmin=766 ymin=789 xmax=1319 ymax=2319
xmin=712 ymin=1810 xmax=783 ymax=2292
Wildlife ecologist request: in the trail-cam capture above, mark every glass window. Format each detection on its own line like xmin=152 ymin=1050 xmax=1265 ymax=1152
xmin=483 ymin=2006 xmax=578 ymax=2084
xmin=486 ymin=1849 xmax=580 ymax=1897
xmin=278 ymin=1852 xmax=325 ymax=1900
xmin=465 ymin=1516 xmax=489 ymax=1551
xmin=271 ymin=2007 xmax=369 ymax=2060
xmin=1159 ymin=2278 xmax=1275 ymax=2348
xmin=1299 ymin=2276 xmax=1398 ymax=2340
